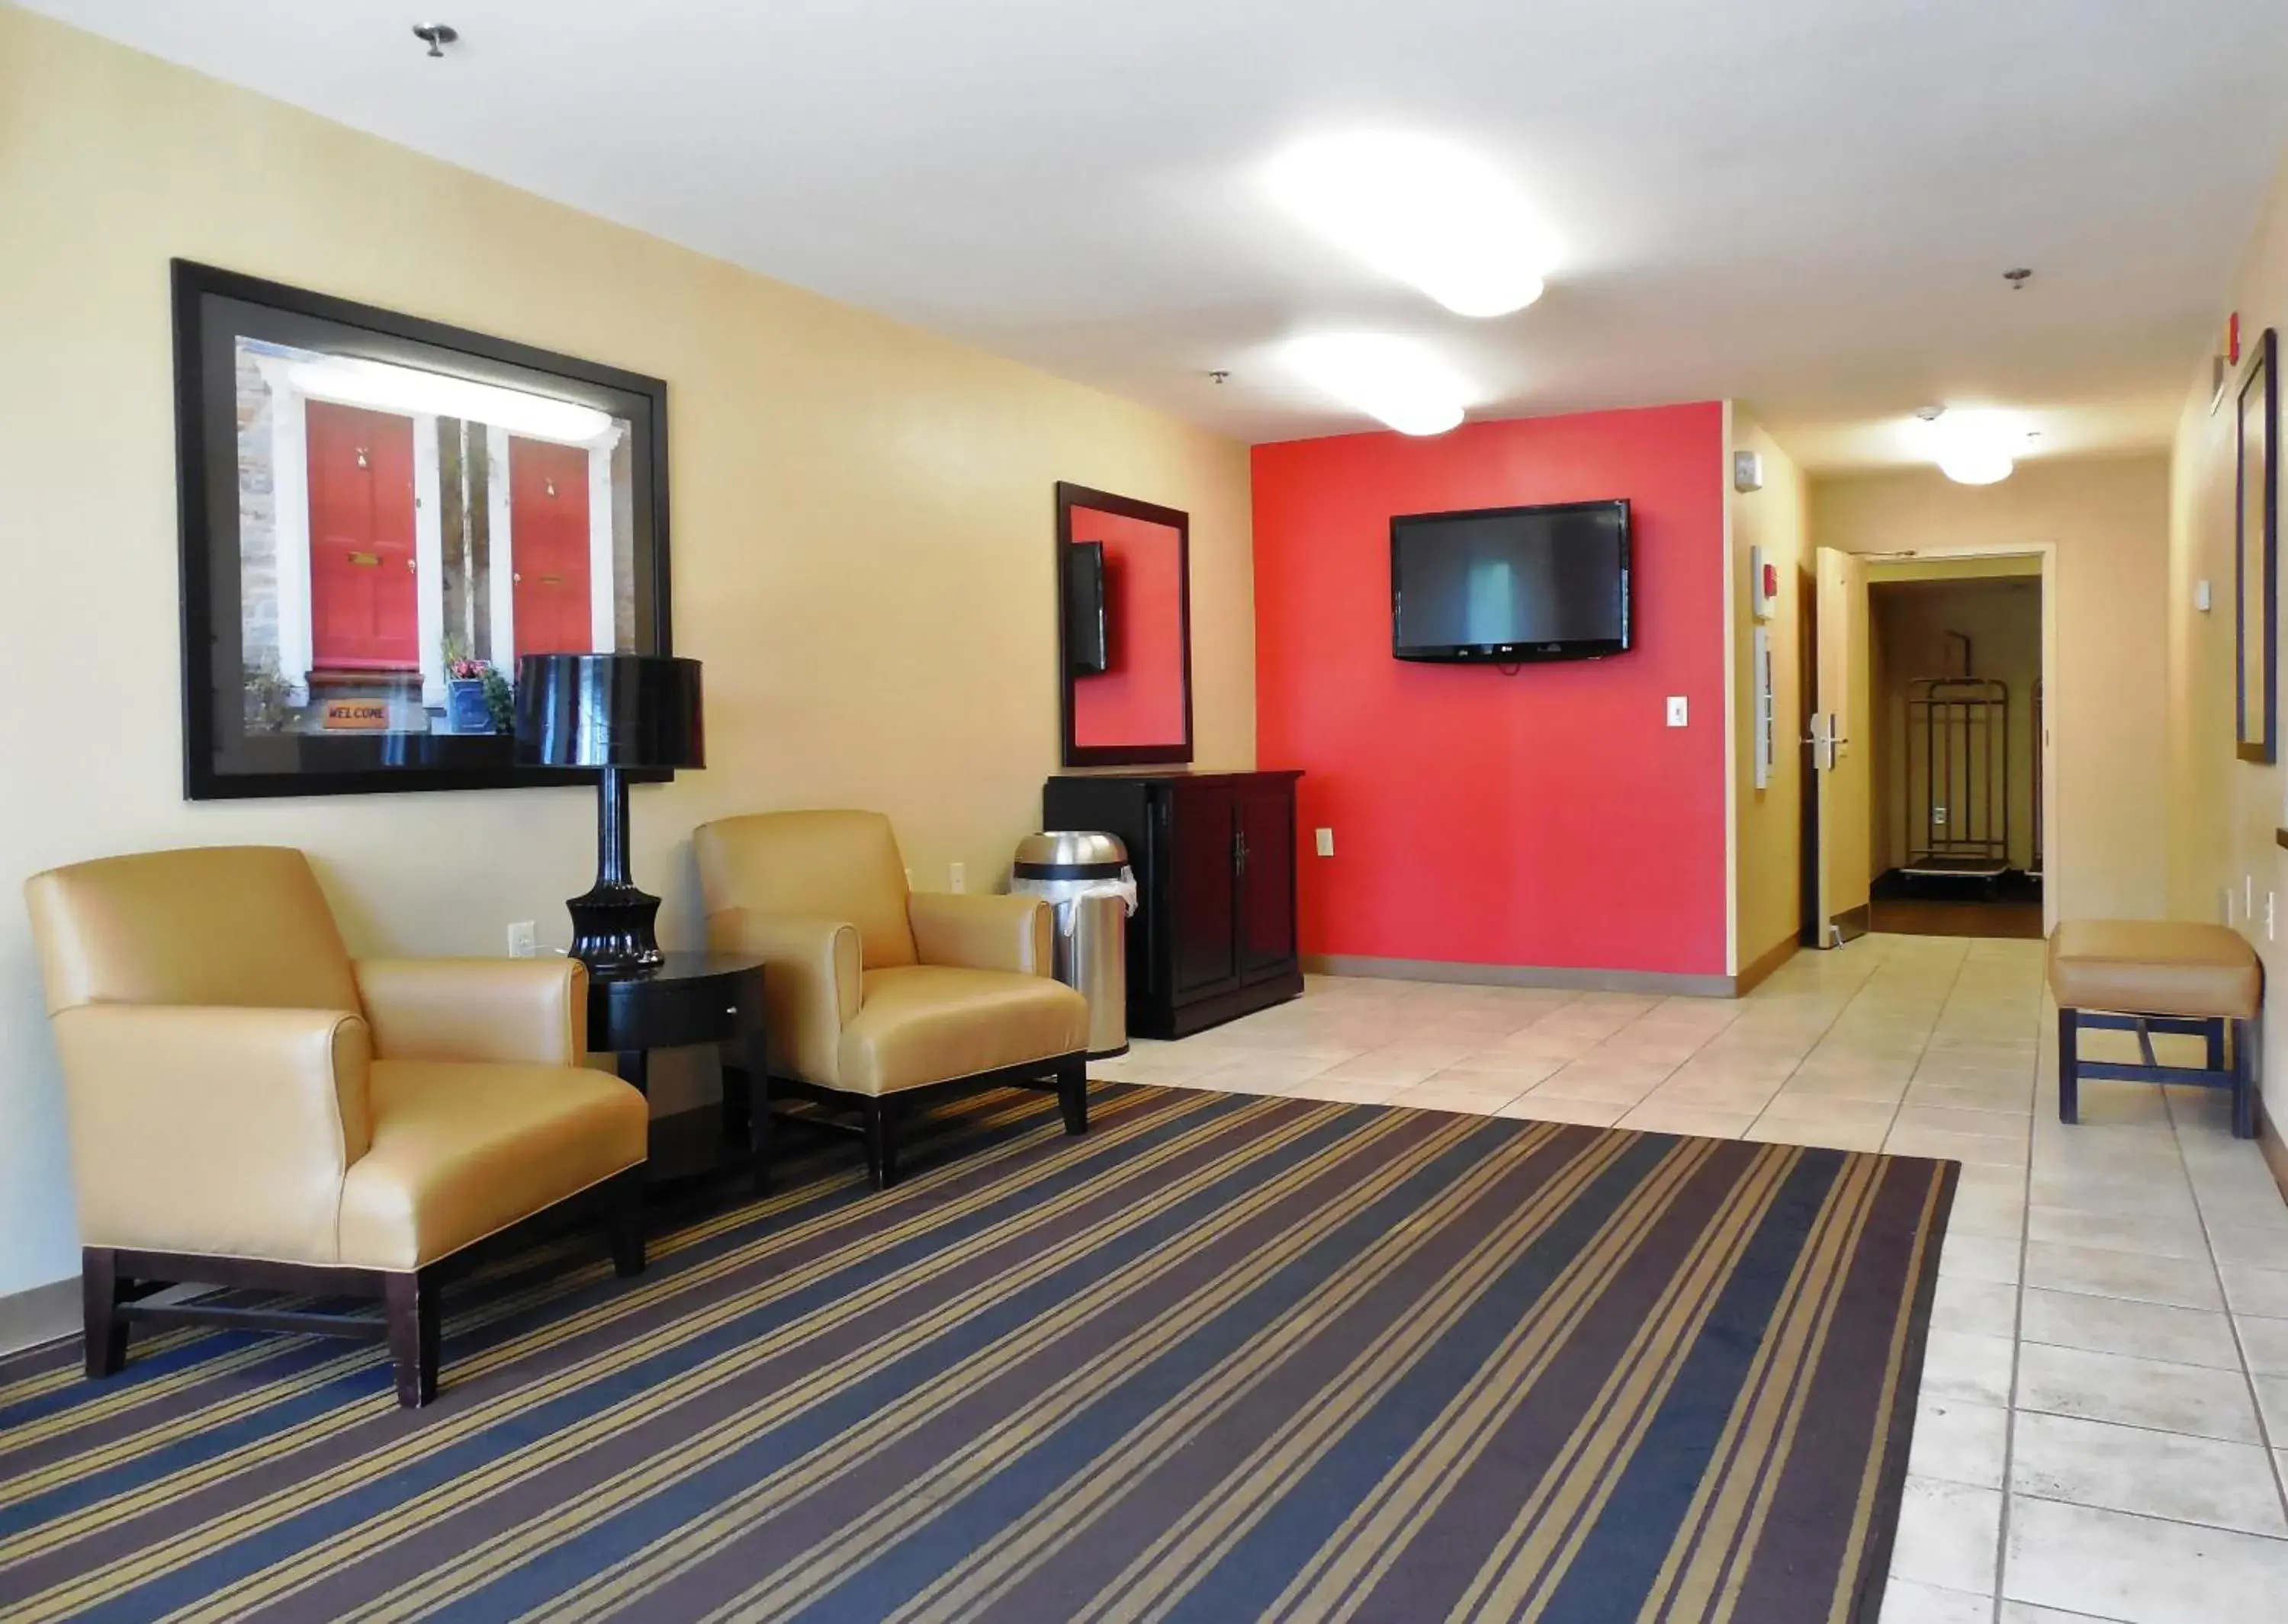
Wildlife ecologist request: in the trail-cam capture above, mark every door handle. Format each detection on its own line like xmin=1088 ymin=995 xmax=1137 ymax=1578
xmin=1803 ymin=714 xmax=1846 ymax=771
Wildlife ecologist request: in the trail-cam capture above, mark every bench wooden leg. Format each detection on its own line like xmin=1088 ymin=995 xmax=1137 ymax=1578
xmin=2057 ymin=1006 xmax=2080 ymax=1125
xmin=2232 ymin=1016 xmax=2258 ymax=1141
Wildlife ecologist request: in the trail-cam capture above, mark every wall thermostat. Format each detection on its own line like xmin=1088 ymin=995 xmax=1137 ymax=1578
xmin=1733 ymin=450 xmax=1764 ymax=493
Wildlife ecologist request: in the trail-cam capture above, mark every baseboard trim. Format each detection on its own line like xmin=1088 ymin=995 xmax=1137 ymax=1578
xmin=1735 ymin=935 xmax=1799 ymax=997
xmin=2260 ymin=1101 xmax=2288 ymax=1208
xmin=0 ymin=1275 xmax=79 ymax=1358
xmin=1304 ymin=955 xmax=1737 ymax=1000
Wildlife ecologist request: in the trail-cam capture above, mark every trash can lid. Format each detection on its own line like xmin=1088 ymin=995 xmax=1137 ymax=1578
xmin=1015 ymin=830 xmax=1127 ymax=878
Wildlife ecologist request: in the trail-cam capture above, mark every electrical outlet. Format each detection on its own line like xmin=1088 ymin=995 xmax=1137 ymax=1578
xmin=506 ymin=920 xmax=537 ymax=958
xmin=1933 ymin=807 xmax=1947 ymax=826
xmin=1315 ymin=827 xmax=1335 ymax=857
xmin=2268 ymin=891 xmax=2277 ymax=943
xmin=950 ymin=862 xmax=966 ymax=894
xmin=1666 ymin=696 xmax=1689 ymax=727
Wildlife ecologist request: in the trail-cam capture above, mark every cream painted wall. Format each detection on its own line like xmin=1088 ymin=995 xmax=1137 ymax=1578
xmin=1811 ymin=455 xmax=2172 ymax=924
xmin=1728 ymin=415 xmax=1809 ymax=977
xmin=0 ymin=10 xmax=1255 ymax=1298
xmin=2166 ymin=140 xmax=2288 ymax=1131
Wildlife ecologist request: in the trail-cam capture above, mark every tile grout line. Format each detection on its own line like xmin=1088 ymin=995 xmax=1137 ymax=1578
xmin=2164 ymin=1079 xmax=2288 ymax=1530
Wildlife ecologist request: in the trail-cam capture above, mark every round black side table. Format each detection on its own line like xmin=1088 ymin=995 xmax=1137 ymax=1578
xmin=586 ymin=952 xmax=769 ymax=1193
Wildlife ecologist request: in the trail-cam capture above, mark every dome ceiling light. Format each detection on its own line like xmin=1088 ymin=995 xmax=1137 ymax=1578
xmin=1282 ymin=334 xmax=1469 ymax=436
xmin=1267 ymin=133 xmax=1552 ymax=319
xmin=1916 ymin=406 xmax=2027 ymax=485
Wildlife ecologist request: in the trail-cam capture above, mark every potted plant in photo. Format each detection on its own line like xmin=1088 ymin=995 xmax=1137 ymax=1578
xmin=443 ymin=641 xmax=498 ymax=735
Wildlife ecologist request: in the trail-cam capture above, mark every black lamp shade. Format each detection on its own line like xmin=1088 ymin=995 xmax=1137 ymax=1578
xmin=512 ymin=653 xmax=703 ymax=977
xmin=514 ymin=653 xmax=704 ymax=771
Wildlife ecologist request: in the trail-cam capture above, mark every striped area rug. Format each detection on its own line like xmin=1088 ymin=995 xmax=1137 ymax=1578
xmin=0 ymin=1083 xmax=1952 ymax=1623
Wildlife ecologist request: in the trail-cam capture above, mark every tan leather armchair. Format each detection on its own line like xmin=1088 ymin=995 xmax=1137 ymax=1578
xmin=24 ymin=846 xmax=649 ymax=1407
xmin=694 ymin=810 xmax=1089 ymax=1186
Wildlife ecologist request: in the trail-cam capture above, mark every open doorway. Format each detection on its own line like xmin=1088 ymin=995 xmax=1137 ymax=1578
xmin=1865 ymin=560 xmax=2044 ymax=937
xmin=1802 ymin=547 xmax=2055 ymax=948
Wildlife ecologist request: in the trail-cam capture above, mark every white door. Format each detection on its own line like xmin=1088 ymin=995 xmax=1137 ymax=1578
xmin=1811 ymin=547 xmax=1872 ymax=946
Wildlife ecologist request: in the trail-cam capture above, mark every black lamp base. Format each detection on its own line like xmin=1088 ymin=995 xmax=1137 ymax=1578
xmin=567 ymin=881 xmax=664 ymax=977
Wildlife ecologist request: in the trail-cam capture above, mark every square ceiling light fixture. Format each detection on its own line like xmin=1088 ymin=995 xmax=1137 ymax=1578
xmin=1267 ymin=133 xmax=1553 ymax=319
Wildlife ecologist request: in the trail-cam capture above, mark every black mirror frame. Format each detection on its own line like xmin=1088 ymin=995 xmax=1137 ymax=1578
xmin=2238 ymin=326 xmax=2277 ymax=765
xmin=1055 ymin=480 xmax=1194 ymax=769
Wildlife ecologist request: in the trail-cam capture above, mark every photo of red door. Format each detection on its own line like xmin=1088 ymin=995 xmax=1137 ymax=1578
xmin=306 ymin=400 xmax=419 ymax=671
xmin=509 ymin=437 xmax=593 ymax=656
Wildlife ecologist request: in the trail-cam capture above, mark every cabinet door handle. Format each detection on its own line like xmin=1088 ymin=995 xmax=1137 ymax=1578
xmin=1234 ymin=829 xmax=1248 ymax=875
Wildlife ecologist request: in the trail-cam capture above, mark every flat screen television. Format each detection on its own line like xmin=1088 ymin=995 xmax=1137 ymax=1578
xmin=1065 ymin=541 xmax=1108 ymax=676
xmin=1390 ymin=499 xmax=1631 ymax=663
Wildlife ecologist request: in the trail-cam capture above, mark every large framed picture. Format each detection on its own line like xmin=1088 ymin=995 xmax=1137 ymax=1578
xmin=2238 ymin=326 xmax=2277 ymax=765
xmin=172 ymin=260 xmax=672 ymax=799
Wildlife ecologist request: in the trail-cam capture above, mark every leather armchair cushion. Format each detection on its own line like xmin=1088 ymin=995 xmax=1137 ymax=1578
xmin=839 ymin=966 xmax=1087 ymax=1097
xmin=2047 ymin=921 xmax=2262 ymax=1020
xmin=53 ymin=1003 xmax=371 ymax=1263
xmin=26 ymin=846 xmax=359 ymax=1016
xmin=355 ymin=957 xmax=589 ymax=1066
xmin=696 ymin=811 xmax=918 ymax=970
xmin=909 ymin=891 xmax=1052 ymax=977
xmin=337 ymin=1060 xmax=648 ymax=1271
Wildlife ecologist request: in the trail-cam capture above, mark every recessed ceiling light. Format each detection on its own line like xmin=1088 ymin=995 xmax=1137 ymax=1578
xmin=1283 ymin=334 xmax=1467 ymax=436
xmin=1918 ymin=408 xmax=2026 ymax=485
xmin=1267 ymin=133 xmax=1551 ymax=319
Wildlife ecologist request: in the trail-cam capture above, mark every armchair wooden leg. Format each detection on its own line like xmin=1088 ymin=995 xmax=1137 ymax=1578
xmin=606 ymin=1172 xmax=647 ymax=1279
xmin=863 ymin=1098 xmax=901 ymax=1190
xmin=1057 ymin=1057 xmax=1089 ymax=1137
xmin=384 ymin=1271 xmax=439 ymax=1409
xmin=82 ymin=1247 xmax=128 ymax=1379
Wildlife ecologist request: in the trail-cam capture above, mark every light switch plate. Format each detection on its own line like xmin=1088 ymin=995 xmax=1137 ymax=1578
xmin=950 ymin=862 xmax=966 ymax=894
xmin=1666 ymin=696 xmax=1689 ymax=727
xmin=1315 ymin=827 xmax=1335 ymax=857
xmin=506 ymin=920 xmax=537 ymax=958
xmin=2195 ymin=579 xmax=2213 ymax=613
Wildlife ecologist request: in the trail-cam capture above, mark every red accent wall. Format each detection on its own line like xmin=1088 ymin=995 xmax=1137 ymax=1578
xmin=1252 ymin=404 xmax=1730 ymax=976
xmin=1072 ymin=508 xmax=1187 ymax=749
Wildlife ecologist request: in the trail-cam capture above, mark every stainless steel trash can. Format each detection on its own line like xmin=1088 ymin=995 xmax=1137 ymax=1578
xmin=1012 ymin=831 xmax=1133 ymax=1058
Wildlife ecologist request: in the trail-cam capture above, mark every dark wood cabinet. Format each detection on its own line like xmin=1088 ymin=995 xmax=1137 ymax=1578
xmin=1043 ymin=770 xmax=1303 ymax=1040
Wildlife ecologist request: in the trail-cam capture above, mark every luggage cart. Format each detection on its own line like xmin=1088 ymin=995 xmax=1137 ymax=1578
xmin=1903 ymin=677 xmax=2010 ymax=887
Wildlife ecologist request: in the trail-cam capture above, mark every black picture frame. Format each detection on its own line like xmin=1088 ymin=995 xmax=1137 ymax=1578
xmin=1054 ymin=481 xmax=1194 ymax=769
xmin=172 ymin=259 xmax=673 ymax=800
xmin=2237 ymin=327 xmax=2277 ymax=765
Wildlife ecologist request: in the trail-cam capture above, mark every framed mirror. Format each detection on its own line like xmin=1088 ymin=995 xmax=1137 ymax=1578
xmin=1056 ymin=482 xmax=1193 ymax=768
xmin=2238 ymin=327 xmax=2277 ymax=764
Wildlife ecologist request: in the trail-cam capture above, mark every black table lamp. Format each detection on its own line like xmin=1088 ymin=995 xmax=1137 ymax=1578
xmin=515 ymin=653 xmax=705 ymax=976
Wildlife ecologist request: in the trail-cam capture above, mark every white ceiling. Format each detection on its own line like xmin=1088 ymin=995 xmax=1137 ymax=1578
xmin=30 ymin=0 xmax=2288 ymax=470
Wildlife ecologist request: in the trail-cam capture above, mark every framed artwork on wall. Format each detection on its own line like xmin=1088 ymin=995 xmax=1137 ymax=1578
xmin=172 ymin=259 xmax=673 ymax=800
xmin=2236 ymin=326 xmax=2277 ymax=765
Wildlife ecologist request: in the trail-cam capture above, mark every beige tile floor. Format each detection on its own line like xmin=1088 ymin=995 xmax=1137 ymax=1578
xmin=1088 ymin=932 xmax=2288 ymax=1624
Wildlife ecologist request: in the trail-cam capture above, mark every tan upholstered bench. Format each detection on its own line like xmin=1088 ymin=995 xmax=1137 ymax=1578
xmin=2047 ymin=921 xmax=2263 ymax=1138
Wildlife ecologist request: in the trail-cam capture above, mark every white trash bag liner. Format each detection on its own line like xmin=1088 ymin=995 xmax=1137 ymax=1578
xmin=1011 ymin=869 xmax=1136 ymax=933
